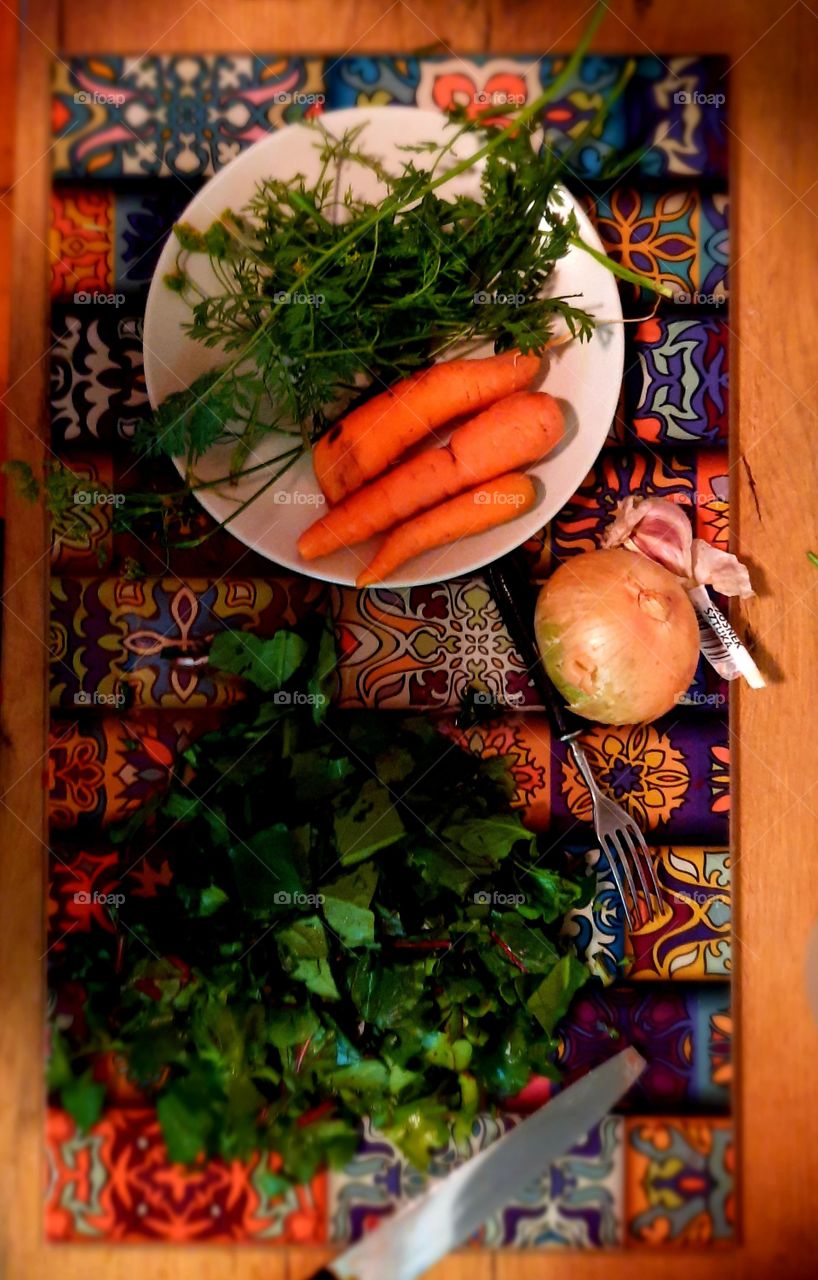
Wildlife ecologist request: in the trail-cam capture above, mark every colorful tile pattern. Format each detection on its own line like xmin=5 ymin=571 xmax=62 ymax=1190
xmin=50 ymin=453 xmax=115 ymax=571
xmin=53 ymin=56 xmax=727 ymax=182
xmin=52 ymin=57 xmax=326 ymax=179
xmin=113 ymin=187 xmax=192 ymax=290
xmin=50 ymin=188 xmax=114 ymax=301
xmin=330 ymin=576 xmax=729 ymax=718
xmin=625 ymin=316 xmax=728 ymax=447
xmin=554 ymin=984 xmax=731 ymax=1109
xmin=46 ymin=1107 xmax=327 ymax=1242
xmin=443 ymin=712 xmax=729 ymax=843
xmin=50 ymin=574 xmax=326 ymax=711
xmin=331 ymin=576 xmax=540 ymax=711
xmin=628 ymin=57 xmax=727 ymax=179
xmin=592 ymin=188 xmax=729 ymax=308
xmin=627 ymin=847 xmax=732 ymax=980
xmin=328 ymin=1114 xmax=625 ymax=1247
xmin=561 ymin=847 xmax=626 ymax=985
xmin=48 ymin=185 xmax=728 ymax=304
xmin=47 ymin=713 xmax=205 ymax=830
xmin=51 ymin=310 xmax=147 ymax=447
xmin=551 ymin=448 xmax=726 ymax=561
xmin=693 ymin=986 xmax=732 ymax=1105
xmin=555 ymin=718 xmax=729 ymax=842
xmin=624 ymin=1117 xmax=734 ymax=1245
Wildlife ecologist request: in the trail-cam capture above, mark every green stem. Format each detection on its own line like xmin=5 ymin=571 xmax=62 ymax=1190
xmin=570 ymin=234 xmax=674 ymax=297
xmin=173 ymin=453 xmax=298 ymax=547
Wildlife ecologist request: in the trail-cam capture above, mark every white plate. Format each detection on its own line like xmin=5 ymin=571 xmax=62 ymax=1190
xmin=144 ymin=106 xmax=623 ymax=588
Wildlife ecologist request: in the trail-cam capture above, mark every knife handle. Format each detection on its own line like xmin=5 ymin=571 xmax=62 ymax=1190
xmin=484 ymin=553 xmax=584 ymax=742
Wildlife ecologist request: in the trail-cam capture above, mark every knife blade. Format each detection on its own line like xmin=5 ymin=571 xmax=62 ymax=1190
xmin=309 ymin=1045 xmax=645 ymax=1280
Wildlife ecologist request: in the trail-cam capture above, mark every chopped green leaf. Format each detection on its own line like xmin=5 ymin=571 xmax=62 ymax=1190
xmin=61 ymin=1072 xmax=106 ymax=1132
xmin=334 ymin=779 xmax=405 ymax=865
xmin=210 ymin=628 xmax=308 ymax=693
xmin=526 ymin=953 xmax=590 ymax=1035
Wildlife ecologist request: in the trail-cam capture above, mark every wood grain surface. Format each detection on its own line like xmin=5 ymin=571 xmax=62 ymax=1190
xmin=1 ymin=2 xmax=817 ymax=1277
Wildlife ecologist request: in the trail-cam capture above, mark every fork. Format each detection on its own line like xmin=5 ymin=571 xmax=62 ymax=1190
xmin=485 ymin=553 xmax=666 ymax=930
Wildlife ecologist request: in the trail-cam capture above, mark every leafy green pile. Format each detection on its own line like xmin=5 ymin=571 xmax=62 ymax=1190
xmin=49 ymin=621 xmax=596 ymax=1184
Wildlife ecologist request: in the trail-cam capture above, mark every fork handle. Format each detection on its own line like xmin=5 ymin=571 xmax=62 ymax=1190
xmin=485 ymin=553 xmax=585 ymax=742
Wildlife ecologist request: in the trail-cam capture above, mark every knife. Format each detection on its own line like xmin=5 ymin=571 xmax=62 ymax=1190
xmin=308 ymin=1045 xmax=645 ymax=1280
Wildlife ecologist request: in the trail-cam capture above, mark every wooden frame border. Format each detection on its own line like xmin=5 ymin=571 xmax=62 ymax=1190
xmin=2 ymin=3 xmax=817 ymax=1277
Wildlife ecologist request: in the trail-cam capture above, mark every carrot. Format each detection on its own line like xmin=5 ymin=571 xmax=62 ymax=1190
xmin=312 ymin=349 xmax=541 ymax=504
xmin=298 ymin=391 xmax=562 ymax=561
xmin=357 ymin=473 xmax=537 ymax=586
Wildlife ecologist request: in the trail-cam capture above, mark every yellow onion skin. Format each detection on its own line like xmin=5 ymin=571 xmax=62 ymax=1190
xmin=534 ymin=548 xmax=700 ymax=725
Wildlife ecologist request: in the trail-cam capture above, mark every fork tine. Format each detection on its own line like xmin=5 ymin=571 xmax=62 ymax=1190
xmin=625 ymin=820 xmax=665 ymax=915
xmin=599 ymin=837 xmax=637 ymax=930
xmin=618 ymin=825 xmax=656 ymax=926
xmin=604 ymin=832 xmax=640 ymax=929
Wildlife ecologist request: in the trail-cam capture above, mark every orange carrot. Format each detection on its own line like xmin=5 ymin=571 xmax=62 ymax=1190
xmin=298 ymin=391 xmax=562 ymax=561
xmin=357 ymin=473 xmax=537 ymax=586
xmin=312 ymin=349 xmax=541 ymax=504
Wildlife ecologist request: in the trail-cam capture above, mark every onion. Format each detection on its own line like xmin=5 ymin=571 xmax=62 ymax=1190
xmin=534 ymin=548 xmax=700 ymax=724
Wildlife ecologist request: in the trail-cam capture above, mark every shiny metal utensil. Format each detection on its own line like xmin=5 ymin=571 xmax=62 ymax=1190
xmin=309 ymin=1046 xmax=645 ymax=1280
xmin=485 ymin=553 xmax=665 ymax=930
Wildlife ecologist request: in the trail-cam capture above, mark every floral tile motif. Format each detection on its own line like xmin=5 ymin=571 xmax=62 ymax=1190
xmin=50 ymin=453 xmax=114 ymax=570
xmin=555 ymin=984 xmax=731 ymax=1109
xmin=52 ymin=57 xmax=326 ymax=179
xmin=449 ymin=713 xmax=729 ymax=844
xmin=624 ymin=316 xmax=728 ymax=446
xmin=626 ymin=847 xmax=731 ymax=980
xmin=50 ymin=188 xmax=114 ymax=300
xmin=50 ymin=574 xmax=326 ymax=711
xmin=624 ymin=1117 xmax=734 ymax=1245
xmin=410 ymin=55 xmax=627 ymax=175
xmin=323 ymin=55 xmax=422 ymax=110
xmin=592 ymin=188 xmax=728 ymax=308
xmin=699 ymin=193 xmax=729 ymax=298
xmin=50 ymin=310 xmax=147 ymax=447
xmin=445 ymin=713 xmax=553 ymax=829
xmin=45 ymin=1107 xmax=327 ymax=1242
xmin=328 ymin=1114 xmax=624 ymax=1247
xmin=330 ymin=577 xmax=540 ymax=711
xmin=628 ymin=57 xmax=727 ymax=179
xmin=553 ymin=718 xmax=730 ymax=844
xmin=47 ymin=713 xmax=213 ymax=830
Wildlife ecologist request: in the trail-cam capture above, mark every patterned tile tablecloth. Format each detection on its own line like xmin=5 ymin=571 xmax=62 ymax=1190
xmin=45 ymin=52 xmax=734 ymax=1249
